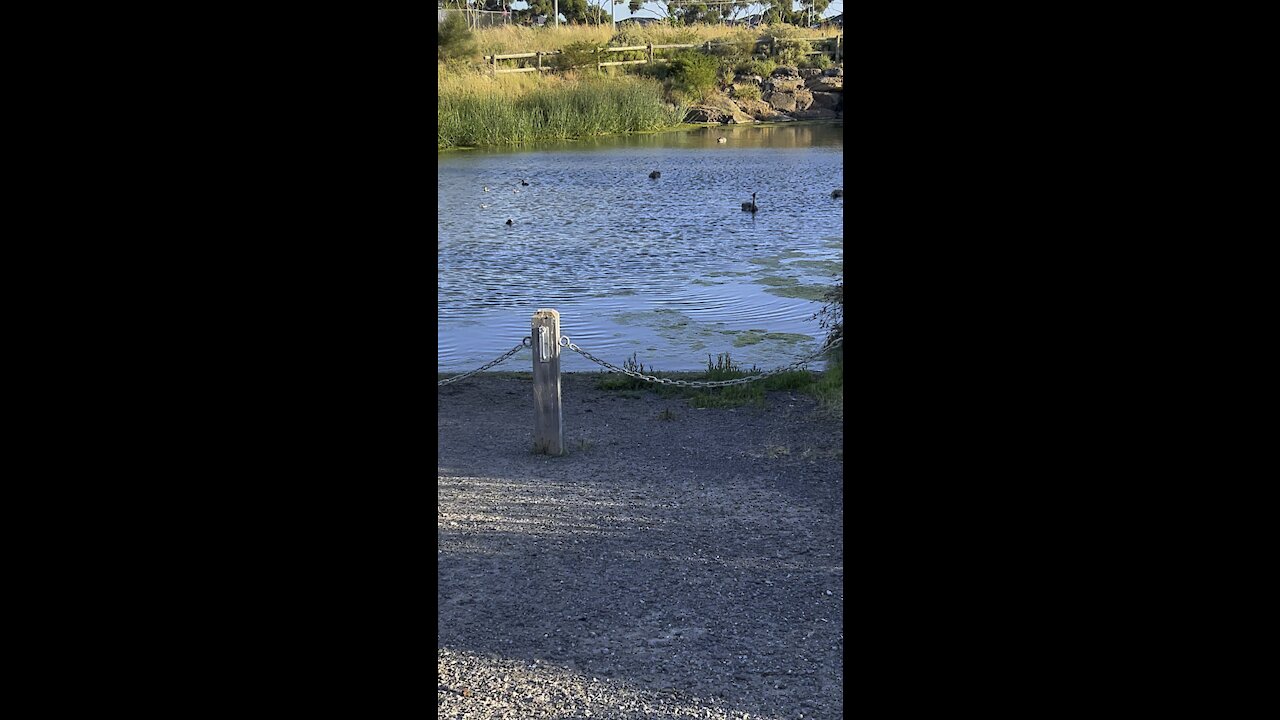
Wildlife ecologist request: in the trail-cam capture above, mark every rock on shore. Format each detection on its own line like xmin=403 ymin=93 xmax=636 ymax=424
xmin=687 ymin=64 xmax=843 ymax=124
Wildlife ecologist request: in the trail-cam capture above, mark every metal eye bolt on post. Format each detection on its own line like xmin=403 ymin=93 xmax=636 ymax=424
xmin=531 ymin=308 xmax=564 ymax=456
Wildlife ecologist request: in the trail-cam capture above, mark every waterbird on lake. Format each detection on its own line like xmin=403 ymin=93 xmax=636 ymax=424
xmin=480 ymin=204 xmax=490 ymax=209
xmin=831 ymin=188 xmax=843 ymax=198
xmin=506 ymin=218 xmax=513 ymax=225
xmin=649 ymin=171 xmax=660 ymax=179
xmin=483 ymin=186 xmax=490 ymax=192
xmin=741 ymin=192 xmax=758 ymax=213
xmin=520 ymin=179 xmax=529 ymax=186
xmin=717 ymin=136 xmax=727 ymax=143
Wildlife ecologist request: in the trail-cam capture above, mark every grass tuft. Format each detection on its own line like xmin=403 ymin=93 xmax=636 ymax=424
xmin=594 ymin=349 xmax=840 ymax=411
xmin=439 ymin=69 xmax=683 ymax=148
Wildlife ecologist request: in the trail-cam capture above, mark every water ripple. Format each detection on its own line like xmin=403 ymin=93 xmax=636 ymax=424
xmin=439 ymin=124 xmax=844 ymax=372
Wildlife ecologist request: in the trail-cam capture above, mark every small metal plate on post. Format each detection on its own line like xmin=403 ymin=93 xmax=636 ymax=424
xmin=539 ymin=326 xmax=551 ymax=362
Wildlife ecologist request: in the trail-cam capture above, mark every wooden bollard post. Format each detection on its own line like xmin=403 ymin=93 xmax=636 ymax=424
xmin=531 ymin=309 xmax=564 ymax=456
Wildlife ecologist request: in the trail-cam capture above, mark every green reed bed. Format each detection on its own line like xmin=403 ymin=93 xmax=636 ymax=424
xmin=438 ymin=73 xmax=685 ymax=149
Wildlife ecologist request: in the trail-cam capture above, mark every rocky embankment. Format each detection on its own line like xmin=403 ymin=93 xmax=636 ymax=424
xmin=686 ymin=64 xmax=844 ymax=124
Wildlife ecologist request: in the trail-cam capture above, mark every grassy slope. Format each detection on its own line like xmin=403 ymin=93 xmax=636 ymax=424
xmin=439 ymin=23 xmax=841 ymax=149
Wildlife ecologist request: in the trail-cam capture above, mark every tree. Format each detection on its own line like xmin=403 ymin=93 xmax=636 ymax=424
xmin=628 ymin=0 xmax=642 ymax=13
xmin=524 ymin=0 xmax=593 ymax=23
xmin=763 ymin=2 xmax=803 ymax=25
xmin=670 ymin=1 xmax=712 ymax=25
xmin=438 ymin=13 xmax=477 ymax=62
xmin=525 ymin=0 xmax=552 ymax=18
xmin=564 ymin=0 xmax=593 ymax=23
xmin=798 ymin=0 xmax=831 ymax=26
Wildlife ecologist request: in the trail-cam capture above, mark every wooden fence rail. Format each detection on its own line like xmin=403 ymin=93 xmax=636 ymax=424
xmin=487 ymin=50 xmax=563 ymax=75
xmin=483 ymin=35 xmax=843 ymax=77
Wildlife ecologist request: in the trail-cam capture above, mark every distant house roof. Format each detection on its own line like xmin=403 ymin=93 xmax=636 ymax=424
xmin=727 ymin=13 xmax=765 ymax=26
xmin=619 ymin=16 xmax=661 ymax=25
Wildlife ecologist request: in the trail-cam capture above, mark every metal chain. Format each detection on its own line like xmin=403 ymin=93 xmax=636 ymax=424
xmin=561 ymin=334 xmax=842 ymax=388
xmin=438 ymin=337 xmax=532 ymax=386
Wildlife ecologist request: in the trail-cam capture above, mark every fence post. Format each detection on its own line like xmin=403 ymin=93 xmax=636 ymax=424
xmin=492 ymin=53 xmax=498 ymax=77
xmin=531 ymin=309 xmax=564 ymax=456
xmin=538 ymin=52 xmax=543 ymax=71
xmin=647 ymin=42 xmax=653 ymax=65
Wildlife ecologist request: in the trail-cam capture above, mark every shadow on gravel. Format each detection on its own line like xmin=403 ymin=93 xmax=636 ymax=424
xmin=437 ymin=471 xmax=844 ymax=718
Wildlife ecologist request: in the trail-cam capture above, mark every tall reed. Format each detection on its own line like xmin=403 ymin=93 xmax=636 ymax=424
xmin=438 ymin=69 xmax=685 ymax=148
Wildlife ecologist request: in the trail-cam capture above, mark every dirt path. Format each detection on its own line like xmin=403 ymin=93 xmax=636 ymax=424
xmin=438 ymin=373 xmax=844 ymax=719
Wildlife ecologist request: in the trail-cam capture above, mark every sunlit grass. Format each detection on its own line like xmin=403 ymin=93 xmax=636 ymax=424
xmin=438 ymin=68 xmax=686 ymax=148
xmin=469 ymin=23 xmax=750 ymax=58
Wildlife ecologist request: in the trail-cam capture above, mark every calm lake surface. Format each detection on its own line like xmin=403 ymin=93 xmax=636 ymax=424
xmin=438 ymin=122 xmax=843 ymax=373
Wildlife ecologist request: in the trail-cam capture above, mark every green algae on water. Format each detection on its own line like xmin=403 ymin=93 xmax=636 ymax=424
xmin=764 ymin=285 xmax=831 ymax=301
xmin=788 ymin=259 xmax=843 ymax=274
xmin=755 ymin=275 xmax=799 ymax=287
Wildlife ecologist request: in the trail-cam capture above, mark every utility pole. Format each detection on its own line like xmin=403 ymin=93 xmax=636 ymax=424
xmin=611 ymin=0 xmax=615 ymax=30
xmin=555 ymin=0 xmax=559 ymax=26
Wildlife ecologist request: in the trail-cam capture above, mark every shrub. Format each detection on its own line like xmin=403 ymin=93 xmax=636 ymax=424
xmin=650 ymin=27 xmax=701 ymax=47
xmin=732 ymin=82 xmax=761 ymax=102
xmin=668 ymin=50 xmax=719 ymax=102
xmin=801 ymin=53 xmax=833 ymax=70
xmin=764 ymin=24 xmax=814 ymax=67
xmin=772 ymin=39 xmax=813 ymax=67
xmin=556 ymin=40 xmax=600 ymax=70
xmin=631 ymin=61 xmax=671 ymax=81
xmin=735 ymin=58 xmax=777 ymax=78
xmin=813 ymin=278 xmax=843 ymax=349
xmin=710 ymin=30 xmax=760 ymax=69
xmin=438 ymin=15 xmax=477 ymax=63
xmin=608 ymin=28 xmax=650 ymax=62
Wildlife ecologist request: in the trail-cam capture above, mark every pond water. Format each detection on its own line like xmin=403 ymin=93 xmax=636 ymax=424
xmin=438 ymin=122 xmax=844 ymax=373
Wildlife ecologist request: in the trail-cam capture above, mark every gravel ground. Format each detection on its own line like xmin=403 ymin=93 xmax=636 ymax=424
xmin=438 ymin=373 xmax=843 ymax=719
